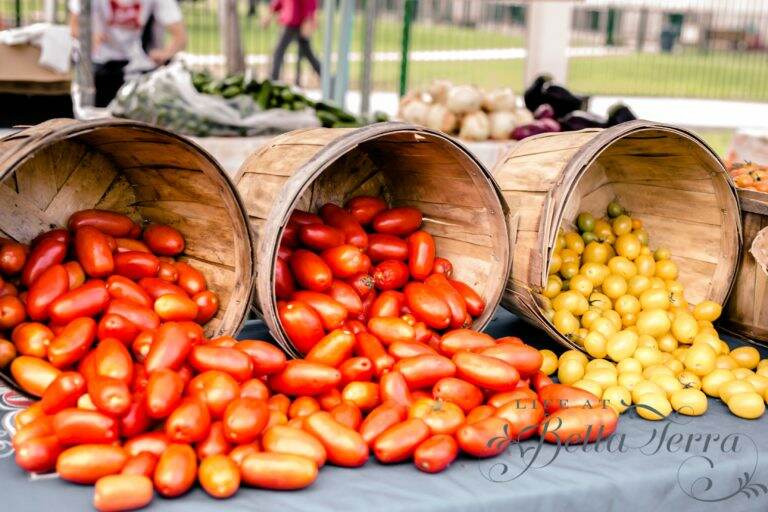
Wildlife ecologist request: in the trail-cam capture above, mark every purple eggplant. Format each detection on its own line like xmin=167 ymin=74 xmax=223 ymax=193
xmin=559 ymin=111 xmax=606 ymax=131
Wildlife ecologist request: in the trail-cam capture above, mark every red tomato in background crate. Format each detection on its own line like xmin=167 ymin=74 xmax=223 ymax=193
xmin=327 ymin=281 xmax=363 ymax=317
xmin=68 ymin=210 xmax=136 ymax=238
xmin=448 ymin=280 xmax=485 ymax=317
xmin=344 ymin=196 xmax=387 ymax=226
xmin=114 ymin=252 xmax=160 ymax=280
xmin=372 ymin=207 xmax=423 ymax=236
xmin=106 ymin=276 xmax=152 ymax=308
xmin=292 ymin=291 xmax=348 ymax=330
xmin=425 ymin=274 xmax=468 ymax=328
xmin=274 ymin=257 xmax=296 ymax=300
xmin=142 ymin=224 xmax=185 ymax=256
xmin=0 ymin=240 xmax=27 ymax=275
xmin=404 ymin=282 xmax=450 ymax=330
xmin=49 ymin=280 xmax=110 ymax=325
xmin=290 ymin=250 xmax=333 ymax=292
xmin=75 ymin=227 xmax=115 ymax=278
xmin=372 ymin=260 xmax=409 ymax=291
xmin=21 ymin=237 xmax=67 ymax=287
xmin=321 ymin=244 xmax=365 ymax=279
xmin=277 ymin=301 xmax=325 ymax=354
xmin=370 ymin=290 xmax=404 ymax=318
xmin=319 ymin=204 xmax=368 ymax=249
xmin=406 ymin=231 xmax=435 ymax=281
xmin=367 ymin=234 xmax=408 ymax=262
xmin=298 ymin=224 xmax=345 ymax=251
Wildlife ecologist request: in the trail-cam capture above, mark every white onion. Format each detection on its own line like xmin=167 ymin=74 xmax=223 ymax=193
xmin=400 ymin=100 xmax=430 ymax=125
xmin=425 ymin=103 xmax=458 ymax=133
xmin=513 ymin=108 xmax=534 ymax=126
xmin=447 ymin=85 xmax=482 ymax=114
xmin=483 ymin=88 xmax=517 ymax=112
xmin=459 ymin=111 xmax=490 ymax=141
xmin=489 ymin=111 xmax=518 ymax=140
xmin=428 ymin=80 xmax=453 ymax=105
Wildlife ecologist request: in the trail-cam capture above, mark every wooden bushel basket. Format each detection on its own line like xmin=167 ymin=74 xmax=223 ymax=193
xmin=0 ymin=118 xmax=255 ymax=337
xmin=493 ymin=120 xmax=742 ymax=351
xmin=236 ymin=122 xmax=511 ymax=357
xmin=723 ymin=189 xmax=768 ymax=344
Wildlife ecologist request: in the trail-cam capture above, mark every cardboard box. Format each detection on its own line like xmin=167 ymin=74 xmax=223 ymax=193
xmin=0 ymin=43 xmax=71 ymax=95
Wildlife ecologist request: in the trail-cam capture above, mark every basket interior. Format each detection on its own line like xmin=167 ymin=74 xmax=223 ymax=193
xmin=2 ymin=124 xmax=251 ymax=336
xmin=547 ymin=128 xmax=739 ymax=306
xmin=285 ymin=130 xmax=510 ymax=328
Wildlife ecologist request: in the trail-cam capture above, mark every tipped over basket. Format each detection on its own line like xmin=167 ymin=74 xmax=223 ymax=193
xmin=493 ymin=120 xmax=742 ymax=351
xmin=0 ymin=118 xmax=255 ymax=337
xmin=236 ymin=122 xmax=511 ymax=357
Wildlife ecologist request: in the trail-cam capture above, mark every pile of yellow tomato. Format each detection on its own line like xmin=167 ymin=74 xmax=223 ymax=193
xmin=538 ymin=201 xmax=767 ymax=421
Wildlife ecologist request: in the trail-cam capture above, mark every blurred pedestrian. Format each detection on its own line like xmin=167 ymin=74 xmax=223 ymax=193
xmin=68 ymin=0 xmax=188 ymax=107
xmin=263 ymin=0 xmax=321 ymax=83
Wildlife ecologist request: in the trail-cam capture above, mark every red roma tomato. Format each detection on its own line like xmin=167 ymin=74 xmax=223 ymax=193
xmin=262 ymin=424 xmax=327 ymax=467
xmin=138 ymin=278 xmax=188 ymax=300
xmin=408 ymin=397 xmax=465 ymax=435
xmin=448 ymin=280 xmax=485 ymax=317
xmin=373 ymin=418 xmax=430 ymax=463
xmin=142 ymin=224 xmax=185 ymax=256
xmin=321 ymin=244 xmax=365 ymax=279
xmin=379 ymin=371 xmax=413 ymax=407
xmin=235 ymin=340 xmax=286 ymax=375
xmin=339 ymin=357 xmax=374 ymax=385
xmin=14 ymin=402 xmax=45 ymax=429
xmin=0 ymin=240 xmax=27 ymax=275
xmin=94 ymin=338 xmax=133 ymax=382
xmin=439 ymin=329 xmax=495 ymax=355
xmin=69 ymin=209 xmax=135 ymax=237
xmin=53 ymin=408 xmax=118 ymax=445
xmin=328 ymin=281 xmax=363 ymax=317
xmin=319 ymin=203 xmax=368 ymax=249
xmin=56 ymin=444 xmax=127 ymax=484
xmin=144 ymin=322 xmax=193 ymax=373
xmin=193 ymin=290 xmax=219 ymax=324
xmin=303 ymin=411 xmax=368 ymax=467
xmin=453 ymin=351 xmax=520 ymax=392
xmin=49 ymin=280 xmax=109 ymax=325
xmin=106 ymin=276 xmax=152 ymax=308
xmin=241 ymin=452 xmax=318 ymax=490
xmin=176 ymin=262 xmax=207 ymax=295
xmin=389 ymin=341 xmax=437 ymax=360
xmin=40 ymin=372 xmax=86 ymax=414
xmin=289 ymin=249 xmax=333 ymax=292
xmin=414 ymin=434 xmax=458 ymax=474
xmin=371 ymin=207 xmax=423 ymax=236
xmin=275 ymin=257 xmax=296 ymax=300
xmin=15 ymin=435 xmax=61 ymax=472
xmin=355 ymin=332 xmax=395 ymax=375
xmin=158 ymin=260 xmax=178 ymax=282
xmin=48 ymin=317 xmax=97 ymax=368
xmin=480 ymin=343 xmax=543 ymax=379
xmin=12 ymin=416 xmax=54 ymax=449
xmin=228 ymin=443 xmax=260 ymax=467
xmin=359 ymin=401 xmax=407 ymax=446
xmin=145 ymin=369 xmax=184 ymax=418
xmin=345 ymin=196 xmax=387 ymax=225
xmin=115 ymin=238 xmax=151 ymax=254
xmin=281 ymin=224 xmax=299 ymax=248
xmin=21 ymin=237 xmax=67 ymax=287
xmin=94 ymin=474 xmax=153 ymax=512
xmin=538 ymin=384 xmax=600 ymax=414
xmin=198 ymin=454 xmax=240 ymax=499
xmin=367 ymin=317 xmax=415 ymax=344
xmin=432 ymin=377 xmax=483 ymax=413
xmin=532 ymin=371 xmax=554 ymax=392
xmin=121 ymin=452 xmax=158 ymax=477
xmin=114 ymin=252 xmax=159 ymax=280
xmin=97 ymin=314 xmax=139 ymax=345
xmin=165 ymin=397 xmax=211 ymax=443
xmin=106 ymin=300 xmax=160 ymax=332
xmin=456 ymin=416 xmax=511 ymax=458
xmin=406 ymin=231 xmax=435 ymax=281
xmin=277 ymin=301 xmax=325 ymax=354
xmin=370 ymin=290 xmax=404 ymax=318
xmin=367 ymin=234 xmax=408 ymax=262
xmin=494 ymin=398 xmax=545 ymax=441
xmin=154 ymin=444 xmax=197 ymax=497
xmin=119 ymin=395 xmax=151 ymax=438
xmin=425 ymin=274 xmax=468 ymax=329
xmin=288 ymin=396 xmax=320 ymax=419
xmin=124 ymin=431 xmax=169 ymax=457
xmin=269 ymin=360 xmax=341 ymax=396
xmin=240 ymin=378 xmax=269 ymax=402
xmin=317 ymin=388 xmax=342 ymax=411
xmin=0 ymin=339 xmax=16 ymax=367
xmin=404 ymin=282 xmax=450 ymax=330
xmin=341 ymin=382 xmax=379 ymax=411
xmin=154 ymin=294 xmax=199 ymax=322
xmin=292 ymin=291 xmax=347 ymax=330
xmin=196 ymin=422 xmax=232 ymax=459
xmin=26 ymin=264 xmax=68 ymax=321
xmin=268 ymin=394 xmax=291 ymax=415
xmin=75 ymin=227 xmax=115 ymax=277
xmin=305 ymin=329 xmax=355 ymax=367
xmin=372 ymin=260 xmax=409 ymax=291
xmin=277 ymin=244 xmax=293 ymax=260
xmin=299 ymin=224 xmax=345 ymax=251
xmin=88 ymin=376 xmax=131 ymax=416
xmin=189 ymin=345 xmax=253 ymax=382
xmin=0 ymin=281 xmax=18 ymax=298
xmin=290 ymin=210 xmax=323 ymax=226
xmin=538 ymin=406 xmax=618 ymax=444
xmin=0 ymin=295 xmax=25 ymax=329
xmin=222 ymin=397 xmax=269 ymax=444
xmin=431 ymin=257 xmax=453 ymax=277
xmin=347 ymin=273 xmax=374 ymax=298
xmin=31 ymin=228 xmax=68 ymax=248
xmin=186 ymin=370 xmax=240 ymax=418
xmin=330 ymin=401 xmax=362 ymax=430
xmin=394 ymin=354 xmax=456 ymax=390
xmin=487 ymin=389 xmax=538 ymax=408
xmin=12 ymin=322 xmax=54 ymax=358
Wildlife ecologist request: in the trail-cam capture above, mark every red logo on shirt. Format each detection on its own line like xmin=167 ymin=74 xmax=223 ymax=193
xmin=107 ymin=0 xmax=142 ymax=29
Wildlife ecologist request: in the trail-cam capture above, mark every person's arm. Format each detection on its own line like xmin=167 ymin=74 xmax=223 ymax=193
xmin=262 ymin=0 xmax=281 ymax=28
xmin=148 ymin=20 xmax=187 ymax=64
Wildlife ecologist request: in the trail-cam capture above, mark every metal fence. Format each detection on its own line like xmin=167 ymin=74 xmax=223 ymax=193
xmin=2 ymin=0 xmax=768 ymax=101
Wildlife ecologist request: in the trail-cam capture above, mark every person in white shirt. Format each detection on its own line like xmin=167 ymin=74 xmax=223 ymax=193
xmin=69 ymin=0 xmax=187 ymax=106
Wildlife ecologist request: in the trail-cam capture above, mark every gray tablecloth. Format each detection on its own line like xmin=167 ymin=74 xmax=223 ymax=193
xmin=1 ymin=309 xmax=768 ymax=512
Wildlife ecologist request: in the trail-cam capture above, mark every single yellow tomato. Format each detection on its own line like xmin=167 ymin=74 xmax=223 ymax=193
xmin=614 ymin=294 xmax=641 ymax=316
xmin=580 ymin=262 xmax=610 ymax=287
xmin=655 ymin=259 xmax=679 ymax=280
xmin=558 ymin=358 xmax=585 ymax=385
xmin=591 ymin=317 xmax=618 ymax=340
xmin=543 ymin=275 xmax=563 ymax=299
xmin=608 ymin=256 xmax=637 ymax=280
xmin=603 ymin=385 xmax=632 ymax=414
xmin=587 ymin=292 xmax=613 ymax=312
xmin=654 ymin=247 xmax=671 ymax=261
xmin=670 ymin=388 xmax=708 ymax=416
xmin=572 ymin=378 xmax=603 ymax=397
xmin=719 ymin=379 xmax=756 ymax=403
xmin=657 ymin=333 xmax=679 ymax=353
xmin=671 ymin=313 xmax=698 ymax=344
xmin=727 ymin=392 xmax=766 ymax=419
xmin=634 ymin=254 xmax=656 ymax=277
xmin=636 ymin=393 xmax=672 ymax=421
xmin=615 ymin=234 xmax=641 ymax=260
xmin=693 ymin=301 xmax=723 ymax=322
xmin=549 ymin=253 xmax=562 ymax=275
xmin=639 ymin=288 xmax=670 ymax=310
xmin=569 ymin=274 xmax=594 ymax=297
xmin=628 ymin=275 xmax=652 ymax=296
xmin=634 ymin=346 xmax=664 ymax=368
xmin=636 ymin=309 xmax=672 ymax=337
xmin=539 ymin=349 xmax=558 ymax=375
xmin=559 ymin=349 xmax=588 ymax=366
xmin=606 ymin=330 xmax=639 ymax=362
xmin=585 ymin=368 xmax=618 ymax=390
xmin=602 ymin=274 xmax=628 ymax=299
xmin=651 ymin=373 xmax=684 ymax=397
xmin=553 ymin=310 xmax=580 ymax=336
xmin=684 ymin=343 xmax=717 ymax=377
xmin=617 ymin=357 xmax=643 ymax=374
xmin=612 ymin=215 xmax=633 ymax=236
xmin=730 ymin=346 xmax=761 ymax=369
xmin=677 ymin=371 xmax=702 ymax=390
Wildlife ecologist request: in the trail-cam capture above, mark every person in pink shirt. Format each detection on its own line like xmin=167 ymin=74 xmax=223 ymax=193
xmin=263 ymin=0 xmax=321 ymax=82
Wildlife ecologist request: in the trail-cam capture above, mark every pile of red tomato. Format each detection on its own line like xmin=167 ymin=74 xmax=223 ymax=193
xmin=4 ymin=204 xmax=619 ymax=512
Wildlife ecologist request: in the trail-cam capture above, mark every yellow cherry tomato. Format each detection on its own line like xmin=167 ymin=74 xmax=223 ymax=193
xmin=539 ymin=349 xmax=558 ymax=375
xmin=634 ymin=254 xmax=656 ymax=277
xmin=651 ymin=373 xmax=683 ymax=397
xmin=636 ymin=393 xmax=672 ymax=421
xmin=684 ymin=343 xmax=717 ymax=377
xmin=633 ymin=228 xmax=649 ymax=246
xmin=715 ymin=354 xmax=739 ymax=370
xmin=639 ymin=288 xmax=670 ymax=310
xmin=612 ymin=215 xmax=633 ymax=236
xmin=657 ymin=333 xmax=679 ymax=353
xmin=603 ymin=310 xmax=622 ymax=331
xmin=654 ymin=247 xmax=671 ymax=261
xmin=732 ymin=368 xmax=754 ymax=380
xmin=701 ymin=369 xmax=735 ymax=397
xmin=553 ymin=310 xmax=580 ymax=337
xmin=559 ymin=260 xmax=579 ymax=280
xmin=637 ymin=334 xmax=658 ymax=350
xmin=569 ymin=274 xmax=594 ymax=297
xmin=558 ymin=358 xmax=585 ymax=386
xmin=603 ymin=385 xmax=632 ymax=414
xmin=617 ymin=357 xmax=643 ymax=374
xmin=627 ymin=275 xmax=652 ymax=296
xmin=727 ymin=392 xmax=766 ymax=419
xmin=543 ymin=275 xmax=563 ymax=299
xmin=584 ymin=331 xmax=607 ymax=359
xmin=585 ymin=368 xmax=618 ymax=390
xmin=602 ymin=274 xmax=628 ymax=300
xmin=606 ymin=330 xmax=639 ymax=362
xmin=677 ymin=371 xmax=702 ymax=390
xmin=719 ymin=379 xmax=756 ymax=403
xmin=671 ymin=313 xmax=698 ymax=344
xmin=615 ymin=234 xmax=641 ymax=260
xmin=730 ymin=346 xmax=761 ymax=369
xmin=634 ymin=346 xmax=664 ymax=368
xmin=587 ymin=292 xmax=612 ymax=312
xmin=559 ymin=350 xmax=588 ymax=366
xmin=614 ymin=295 xmax=641 ymax=316
xmin=593 ymin=220 xmax=614 ymax=243
xmin=564 ymin=232 xmax=585 ymax=254
xmin=549 ymin=253 xmax=562 ymax=275
xmin=621 ymin=313 xmax=638 ymax=328
xmin=608 ymin=256 xmax=637 ymax=280
xmin=655 ymin=259 xmax=679 ymax=280
xmin=670 ymin=388 xmax=708 ymax=416
xmin=591 ymin=317 xmax=618 ymax=340
xmin=636 ymin=309 xmax=672 ymax=337
xmin=573 ymin=379 xmax=603 ymax=398
xmin=693 ymin=301 xmax=722 ymax=322
xmin=664 ymin=358 xmax=684 ymax=375
xmin=632 ymin=381 xmax=665 ymax=403
xmin=581 ymin=309 xmax=602 ymax=329
xmin=746 ymin=374 xmax=768 ymax=396
xmin=580 ymin=262 xmax=610 ymax=287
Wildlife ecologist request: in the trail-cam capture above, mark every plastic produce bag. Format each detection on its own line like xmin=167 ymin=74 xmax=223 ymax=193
xmin=110 ymin=63 xmax=319 ymax=136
